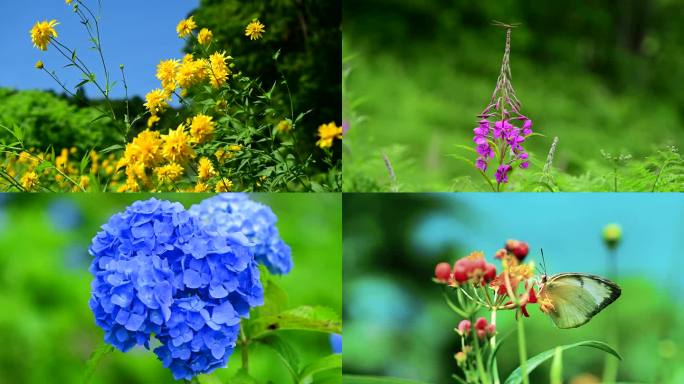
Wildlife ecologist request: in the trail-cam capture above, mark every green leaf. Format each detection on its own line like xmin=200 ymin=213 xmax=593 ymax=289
xmin=299 ymin=354 xmax=341 ymax=384
xmin=35 ymin=161 xmax=54 ymax=173
xmin=255 ymin=274 xmax=288 ymax=318
xmin=342 ymin=376 xmax=432 ymax=384
xmin=504 ymin=341 xmax=621 ymax=384
xmin=82 ymin=343 xmax=114 ymax=384
xmin=249 ymin=306 xmax=342 ymax=339
xmin=75 ymin=79 xmax=90 ymax=89
xmin=549 ymin=347 xmax=562 ymax=384
xmin=258 ymin=334 xmax=300 ymax=382
xmin=273 ymin=48 xmax=281 ymax=61
xmin=80 ymin=150 xmax=91 ymax=174
xmin=99 ymin=144 xmax=124 ymax=154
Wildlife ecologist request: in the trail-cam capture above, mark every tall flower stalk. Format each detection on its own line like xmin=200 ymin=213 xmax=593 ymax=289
xmin=472 ymin=23 xmax=536 ymax=191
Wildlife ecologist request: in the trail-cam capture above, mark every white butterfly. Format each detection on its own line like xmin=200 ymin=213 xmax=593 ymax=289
xmin=537 ymin=273 xmax=621 ymax=329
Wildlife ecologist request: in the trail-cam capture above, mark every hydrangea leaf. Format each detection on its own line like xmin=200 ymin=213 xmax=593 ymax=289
xmin=258 ymin=334 xmax=300 ymax=382
xmin=254 ymin=268 xmax=289 ymax=318
xmin=503 ymin=340 xmax=621 ymax=384
xmin=298 ymin=354 xmax=341 ymax=384
xmin=248 ymin=306 xmax=342 ymax=339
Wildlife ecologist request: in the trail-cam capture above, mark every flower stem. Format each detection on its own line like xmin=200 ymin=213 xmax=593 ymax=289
xmin=490 ymin=306 xmax=500 ymax=384
xmin=517 ymin=318 xmax=529 ymax=384
xmin=471 ymin=316 xmax=490 ymax=384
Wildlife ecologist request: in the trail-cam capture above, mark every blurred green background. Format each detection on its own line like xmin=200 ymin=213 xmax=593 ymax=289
xmin=342 ymin=0 xmax=684 ymax=191
xmin=0 ymin=193 xmax=341 ymax=383
xmin=343 ymin=193 xmax=684 ymax=383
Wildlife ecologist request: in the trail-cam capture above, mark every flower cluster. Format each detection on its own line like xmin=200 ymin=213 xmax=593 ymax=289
xmin=434 ymin=251 xmax=497 ymax=286
xmin=88 ymin=197 xmax=266 ymax=379
xmin=470 ymin=27 xmax=536 ymax=188
xmin=189 ymin=193 xmax=293 ymax=275
xmin=454 ymin=317 xmax=496 ymax=376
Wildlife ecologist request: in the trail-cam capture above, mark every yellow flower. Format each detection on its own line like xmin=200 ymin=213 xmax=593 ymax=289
xmin=70 ymin=147 xmax=77 ymax=154
xmin=197 ymin=28 xmax=213 ymax=45
xmin=147 ymin=115 xmax=161 ymax=128
xmin=155 ymin=162 xmax=184 ymax=183
xmin=316 ymin=122 xmax=343 ymax=149
xmin=122 ymin=129 xmax=163 ymax=168
xmin=193 ymin=182 xmax=209 ymax=192
xmin=276 ymin=119 xmax=292 ymax=133
xmin=35 ymin=60 xmax=44 ymax=69
xmin=208 ymin=52 xmax=231 ymax=88
xmin=20 ymin=171 xmax=40 ymax=191
xmin=215 ymin=178 xmax=233 ymax=192
xmin=215 ymin=148 xmax=232 ymax=163
xmin=162 ymin=125 xmax=195 ymax=163
xmin=176 ymin=54 xmax=208 ymax=89
xmin=228 ymin=144 xmax=242 ymax=152
xmin=176 ymin=16 xmax=197 ymax=38
xmin=66 ymin=0 xmax=73 ymax=4
xmin=189 ymin=114 xmax=215 ymax=143
xmin=55 ymin=148 xmax=69 ymax=170
xmin=144 ymin=89 xmax=169 ymax=115
xmin=77 ymin=175 xmax=90 ymax=190
xmin=245 ymin=19 xmax=265 ymax=40
xmin=117 ymin=177 xmax=140 ymax=193
xmin=156 ymin=59 xmax=179 ymax=91
xmin=197 ymin=157 xmax=217 ymax=180
xmin=30 ymin=20 xmax=59 ymax=51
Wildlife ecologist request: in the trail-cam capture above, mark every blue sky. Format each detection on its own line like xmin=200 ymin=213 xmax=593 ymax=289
xmin=413 ymin=193 xmax=684 ymax=291
xmin=1 ymin=0 xmax=199 ymax=98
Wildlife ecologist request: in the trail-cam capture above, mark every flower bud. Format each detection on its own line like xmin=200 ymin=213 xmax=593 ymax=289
xmin=457 ymin=320 xmax=471 ymax=335
xmin=455 ymin=351 xmax=467 ymax=365
xmin=483 ymin=263 xmax=497 ymax=282
xmin=434 ymin=262 xmax=452 ymax=282
xmin=486 ymin=324 xmax=496 ymax=336
xmin=603 ymin=223 xmax=621 ymax=249
xmin=513 ymin=242 xmax=529 ymax=260
xmin=477 ymin=329 xmax=487 ymax=339
xmin=452 ymin=265 xmax=468 ymax=283
xmin=494 ymin=248 xmax=507 ymax=259
xmin=475 ymin=317 xmax=488 ymax=331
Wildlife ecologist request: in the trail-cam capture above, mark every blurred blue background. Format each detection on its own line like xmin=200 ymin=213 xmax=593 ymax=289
xmin=343 ymin=193 xmax=684 ymax=383
xmin=1 ymin=0 xmax=199 ymax=98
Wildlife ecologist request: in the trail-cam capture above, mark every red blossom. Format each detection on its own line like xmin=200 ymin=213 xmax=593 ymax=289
xmin=435 ymin=262 xmax=452 ymax=282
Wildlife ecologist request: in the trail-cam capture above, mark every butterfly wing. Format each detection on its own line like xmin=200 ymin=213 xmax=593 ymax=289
xmin=538 ymin=273 xmax=621 ymax=329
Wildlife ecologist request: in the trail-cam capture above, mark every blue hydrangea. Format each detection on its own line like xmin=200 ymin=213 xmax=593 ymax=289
xmin=189 ymin=193 xmax=293 ymax=275
xmin=89 ymin=198 xmax=264 ymax=380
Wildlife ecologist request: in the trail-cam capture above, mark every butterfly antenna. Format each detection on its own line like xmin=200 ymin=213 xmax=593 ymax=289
xmin=540 ymin=248 xmax=547 ymax=276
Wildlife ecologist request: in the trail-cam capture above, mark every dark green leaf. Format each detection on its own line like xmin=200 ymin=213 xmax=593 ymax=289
xmin=504 ymin=341 xmax=621 ymax=384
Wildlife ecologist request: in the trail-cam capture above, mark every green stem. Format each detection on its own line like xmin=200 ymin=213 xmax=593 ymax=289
xmin=517 ymin=318 xmax=529 ymax=384
xmin=471 ymin=316 xmax=489 ymax=384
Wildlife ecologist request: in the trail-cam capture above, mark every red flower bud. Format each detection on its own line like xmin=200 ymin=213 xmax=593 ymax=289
xmin=513 ymin=242 xmax=529 ymax=260
xmin=458 ymin=320 xmax=471 ymax=335
xmin=435 ymin=262 xmax=452 ymax=282
xmin=477 ymin=329 xmax=487 ymax=340
xmin=475 ymin=317 xmax=488 ymax=331
xmin=486 ymin=324 xmax=496 ymax=336
xmin=453 ymin=265 xmax=468 ymax=283
xmin=505 ymin=239 xmax=519 ymax=252
xmin=494 ymin=248 xmax=507 ymax=259
xmin=483 ymin=263 xmax=497 ymax=282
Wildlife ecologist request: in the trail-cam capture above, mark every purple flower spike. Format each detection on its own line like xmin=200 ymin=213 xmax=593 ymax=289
xmin=476 ymin=158 xmax=488 ymax=171
xmin=522 ymin=119 xmax=533 ymax=135
xmin=495 ymin=164 xmax=512 ymax=183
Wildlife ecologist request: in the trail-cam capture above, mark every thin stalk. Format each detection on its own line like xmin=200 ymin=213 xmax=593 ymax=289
xmin=490 ymin=295 xmax=500 ymax=384
xmin=471 ymin=316 xmax=489 ymax=384
xmin=517 ymin=318 xmax=529 ymax=384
